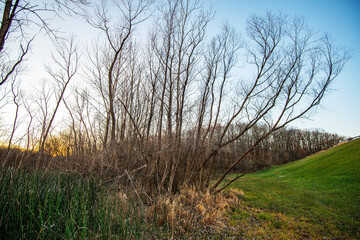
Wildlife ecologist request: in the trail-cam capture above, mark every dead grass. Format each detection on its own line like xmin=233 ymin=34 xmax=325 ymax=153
xmin=141 ymin=184 xmax=351 ymax=239
xmin=145 ymin=186 xmax=244 ymax=235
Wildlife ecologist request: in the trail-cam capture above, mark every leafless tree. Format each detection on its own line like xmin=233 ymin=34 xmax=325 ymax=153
xmin=192 ymin=23 xmax=241 ymax=189
xmin=146 ymin=0 xmax=213 ymax=193
xmin=205 ymin=13 xmax=351 ymax=193
xmin=39 ymin=37 xmax=80 ymax=153
xmin=22 ymin=94 xmax=35 ymax=150
xmin=0 ymin=0 xmax=90 ymax=87
xmin=34 ymin=81 xmax=53 ymax=155
xmin=0 ymin=0 xmax=32 ymax=86
xmin=86 ymin=0 xmax=152 ymax=147
xmin=7 ymin=77 xmax=21 ymax=149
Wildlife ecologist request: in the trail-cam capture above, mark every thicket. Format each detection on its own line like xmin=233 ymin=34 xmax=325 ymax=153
xmin=0 ymin=0 xmax=350 ymax=195
xmin=0 ymin=125 xmax=344 ymax=192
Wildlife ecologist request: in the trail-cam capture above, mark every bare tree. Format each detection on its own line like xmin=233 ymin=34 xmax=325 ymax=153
xmin=82 ymin=39 xmax=110 ymax=149
xmin=22 ymin=94 xmax=35 ymax=150
xmin=192 ymin=23 xmax=241 ymax=190
xmin=87 ymin=0 xmax=152 ymax=147
xmin=146 ymin=0 xmax=213 ymax=193
xmin=7 ymin=77 xmax=21 ymax=149
xmin=0 ymin=0 xmax=90 ymax=87
xmin=0 ymin=0 xmax=32 ymax=86
xmin=34 ymin=81 xmax=53 ymax=155
xmin=205 ymin=13 xmax=351 ymax=193
xmin=39 ymin=37 xmax=80 ymax=153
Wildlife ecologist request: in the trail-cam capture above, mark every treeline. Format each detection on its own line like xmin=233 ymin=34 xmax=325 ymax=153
xmin=0 ymin=0 xmax=350 ymax=194
xmin=213 ymin=126 xmax=344 ymax=172
xmin=42 ymin=124 xmax=344 ymax=173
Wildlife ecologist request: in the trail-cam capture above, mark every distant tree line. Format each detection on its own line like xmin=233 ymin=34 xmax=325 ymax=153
xmin=210 ymin=125 xmax=344 ymax=172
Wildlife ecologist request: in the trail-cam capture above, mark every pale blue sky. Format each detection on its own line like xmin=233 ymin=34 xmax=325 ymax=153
xmin=205 ymin=0 xmax=360 ymax=137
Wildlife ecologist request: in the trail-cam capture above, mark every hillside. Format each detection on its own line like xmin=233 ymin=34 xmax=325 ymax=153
xmin=227 ymin=139 xmax=360 ymax=239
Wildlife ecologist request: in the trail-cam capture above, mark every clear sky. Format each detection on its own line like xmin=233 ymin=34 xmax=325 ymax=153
xmin=205 ymin=0 xmax=360 ymax=137
xmin=11 ymin=0 xmax=360 ymax=139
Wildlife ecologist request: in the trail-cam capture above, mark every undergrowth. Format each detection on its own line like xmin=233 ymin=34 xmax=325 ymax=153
xmin=0 ymin=168 xmax=152 ymax=239
xmin=0 ymin=167 xmax=243 ymax=239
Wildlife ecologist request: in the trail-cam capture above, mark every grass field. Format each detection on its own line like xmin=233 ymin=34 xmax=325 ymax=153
xmin=225 ymin=139 xmax=360 ymax=239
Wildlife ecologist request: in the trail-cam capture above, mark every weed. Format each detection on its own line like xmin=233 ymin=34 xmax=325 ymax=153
xmin=0 ymin=168 xmax=155 ymax=239
xmin=257 ymin=212 xmax=272 ymax=221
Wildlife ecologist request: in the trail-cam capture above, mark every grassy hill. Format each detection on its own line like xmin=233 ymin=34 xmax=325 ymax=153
xmin=226 ymin=139 xmax=360 ymax=239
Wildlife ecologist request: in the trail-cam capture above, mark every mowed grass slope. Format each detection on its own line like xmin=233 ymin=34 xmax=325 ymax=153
xmin=228 ymin=139 xmax=360 ymax=239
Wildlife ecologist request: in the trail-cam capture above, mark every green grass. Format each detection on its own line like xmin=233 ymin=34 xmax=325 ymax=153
xmin=229 ymin=139 xmax=360 ymax=238
xmin=0 ymin=169 xmax=154 ymax=239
